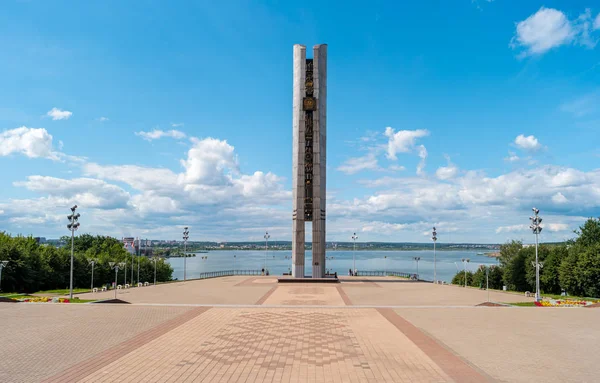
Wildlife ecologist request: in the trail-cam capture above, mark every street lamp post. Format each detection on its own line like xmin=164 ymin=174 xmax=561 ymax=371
xmin=352 ymin=233 xmax=358 ymax=275
xmin=486 ymin=266 xmax=490 ymax=302
xmin=233 ymin=254 xmax=236 ymax=274
xmin=88 ymin=259 xmax=96 ymax=291
xmin=136 ymin=237 xmax=141 ymax=285
xmin=432 ymin=227 xmax=438 ymax=284
xmin=183 ymin=227 xmax=189 ymax=281
xmin=384 ymin=255 xmax=387 ymax=276
xmin=461 ymin=258 xmax=470 ymax=287
xmin=530 ymin=207 xmax=543 ymax=302
xmin=0 ymin=261 xmax=8 ymax=292
xmin=67 ymin=205 xmax=80 ymax=300
xmin=264 ymin=232 xmax=270 ymax=274
xmin=151 ymin=257 xmax=159 ymax=286
xmin=413 ymin=257 xmax=420 ymax=279
xmin=109 ymin=262 xmax=126 ymax=299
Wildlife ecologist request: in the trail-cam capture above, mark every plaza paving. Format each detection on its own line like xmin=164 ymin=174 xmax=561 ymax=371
xmin=0 ymin=276 xmax=597 ymax=382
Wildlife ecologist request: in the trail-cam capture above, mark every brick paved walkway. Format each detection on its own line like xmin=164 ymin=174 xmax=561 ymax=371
xmin=2 ymin=277 xmax=596 ymax=382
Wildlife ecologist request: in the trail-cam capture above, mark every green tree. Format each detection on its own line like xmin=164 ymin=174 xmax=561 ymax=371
xmin=573 ymin=218 xmax=600 ymax=248
xmin=559 ymin=248 xmax=582 ymax=296
xmin=503 ymin=247 xmax=532 ymax=292
xmin=524 ymin=245 xmax=550 ymax=292
xmin=539 ymin=245 xmax=567 ymax=294
xmin=451 ymin=271 xmax=474 ymax=286
xmin=573 ymin=243 xmax=600 ymax=297
xmin=499 ymin=240 xmax=523 ymax=267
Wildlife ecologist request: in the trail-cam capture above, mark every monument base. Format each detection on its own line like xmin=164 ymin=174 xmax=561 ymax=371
xmin=277 ymin=277 xmax=339 ymax=284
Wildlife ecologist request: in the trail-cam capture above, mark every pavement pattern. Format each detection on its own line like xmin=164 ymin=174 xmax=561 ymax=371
xmin=0 ymin=276 xmax=596 ymax=383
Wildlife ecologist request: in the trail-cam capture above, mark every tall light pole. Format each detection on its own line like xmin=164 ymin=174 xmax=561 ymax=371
xmin=461 ymin=258 xmax=470 ymax=287
xmin=130 ymin=239 xmax=134 ymax=285
xmin=530 ymin=207 xmax=543 ymax=302
xmin=264 ymin=231 xmax=270 ymax=274
xmin=137 ymin=237 xmax=141 ymax=284
xmin=233 ymin=254 xmax=236 ymax=273
xmin=183 ymin=227 xmax=189 ymax=281
xmin=352 ymin=233 xmax=358 ymax=275
xmin=151 ymin=256 xmax=159 ymax=286
xmin=413 ymin=256 xmax=420 ymax=279
xmin=88 ymin=259 xmax=96 ymax=291
xmin=486 ymin=266 xmax=490 ymax=302
xmin=0 ymin=260 xmax=8 ymax=292
xmin=432 ymin=227 xmax=438 ymax=283
xmin=109 ymin=262 xmax=125 ymax=299
xmin=67 ymin=205 xmax=80 ymax=300
xmin=384 ymin=255 xmax=387 ymax=276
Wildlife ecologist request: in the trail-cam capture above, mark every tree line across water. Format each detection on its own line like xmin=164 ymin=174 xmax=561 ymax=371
xmin=0 ymin=233 xmax=173 ymax=293
xmin=451 ymin=218 xmax=600 ymax=298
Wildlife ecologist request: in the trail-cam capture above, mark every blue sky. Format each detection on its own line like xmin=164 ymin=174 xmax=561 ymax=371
xmin=1 ymin=0 xmax=599 ymax=243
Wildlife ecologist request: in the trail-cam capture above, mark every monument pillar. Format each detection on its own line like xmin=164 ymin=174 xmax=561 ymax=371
xmin=292 ymin=44 xmax=327 ymax=278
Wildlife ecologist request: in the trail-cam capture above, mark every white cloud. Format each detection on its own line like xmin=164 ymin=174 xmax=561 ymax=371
xmin=46 ymin=107 xmax=72 ymax=120
xmin=387 ymin=165 xmax=405 ymax=172
xmin=97 ymin=117 xmax=109 ymax=122
xmin=546 ymin=223 xmax=570 ymax=232
xmin=560 ymin=91 xmax=600 ymax=117
xmin=0 ymin=126 xmax=59 ymax=160
xmin=436 ymin=155 xmax=458 ymax=180
xmin=505 ymin=151 xmax=520 ymax=162
xmin=14 ymin=175 xmax=130 ymax=209
xmin=514 ymin=134 xmax=542 ymax=151
xmin=595 ymin=13 xmax=600 ymax=30
xmin=84 ymin=163 xmax=180 ymax=192
xmin=511 ymin=7 xmax=600 ymax=56
xmin=552 ymin=192 xmax=569 ymax=204
xmin=384 ymin=127 xmax=429 ymax=160
xmin=416 ymin=145 xmax=427 ymax=176
xmin=496 ymin=224 xmax=528 ymax=234
xmin=135 ymin=129 xmax=186 ymax=141
xmin=171 ymin=123 xmax=184 ymax=127
xmin=179 ymin=137 xmax=238 ymax=185
xmin=337 ymin=153 xmax=380 ymax=175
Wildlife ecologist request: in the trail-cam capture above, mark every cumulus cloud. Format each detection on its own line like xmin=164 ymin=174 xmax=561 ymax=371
xmin=595 ymin=13 xmax=600 ymax=30
xmin=416 ymin=145 xmax=428 ymax=176
xmin=136 ymin=129 xmax=186 ymax=141
xmin=496 ymin=224 xmax=528 ymax=234
xmin=46 ymin=107 xmax=72 ymax=120
xmin=384 ymin=127 xmax=429 ymax=160
xmin=552 ymin=192 xmax=569 ymax=204
xmin=514 ymin=134 xmax=542 ymax=151
xmin=546 ymin=223 xmax=569 ymax=232
xmin=511 ymin=7 xmax=600 ymax=56
xmin=179 ymin=137 xmax=238 ymax=185
xmin=0 ymin=126 xmax=60 ymax=160
xmin=436 ymin=155 xmax=458 ymax=180
xmin=505 ymin=151 xmax=520 ymax=162
xmin=14 ymin=176 xmax=130 ymax=209
xmin=97 ymin=117 xmax=109 ymax=122
xmin=337 ymin=153 xmax=380 ymax=175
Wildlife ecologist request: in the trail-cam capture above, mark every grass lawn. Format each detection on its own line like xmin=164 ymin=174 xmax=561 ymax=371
xmin=508 ymin=302 xmax=537 ymax=307
xmin=541 ymin=293 xmax=599 ymax=301
xmin=34 ymin=288 xmax=90 ymax=295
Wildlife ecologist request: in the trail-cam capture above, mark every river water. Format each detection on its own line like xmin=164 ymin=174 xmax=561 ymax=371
xmin=167 ymin=250 xmax=499 ymax=282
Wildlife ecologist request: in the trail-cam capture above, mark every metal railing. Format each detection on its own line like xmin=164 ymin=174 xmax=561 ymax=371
xmin=196 ymin=270 xmax=262 ymax=280
xmin=356 ymin=270 xmax=417 ymax=279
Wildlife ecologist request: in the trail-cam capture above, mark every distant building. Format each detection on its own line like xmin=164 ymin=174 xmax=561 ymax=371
xmin=122 ymin=237 xmax=136 ymax=254
xmin=34 ymin=237 xmax=47 ymax=244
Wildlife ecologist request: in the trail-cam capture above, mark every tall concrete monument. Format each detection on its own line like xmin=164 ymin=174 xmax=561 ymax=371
xmin=292 ymin=44 xmax=327 ymax=278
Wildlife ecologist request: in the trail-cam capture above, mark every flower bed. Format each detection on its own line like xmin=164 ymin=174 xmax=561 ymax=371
xmin=19 ymin=296 xmax=71 ymax=303
xmin=535 ymin=299 xmax=595 ymax=307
